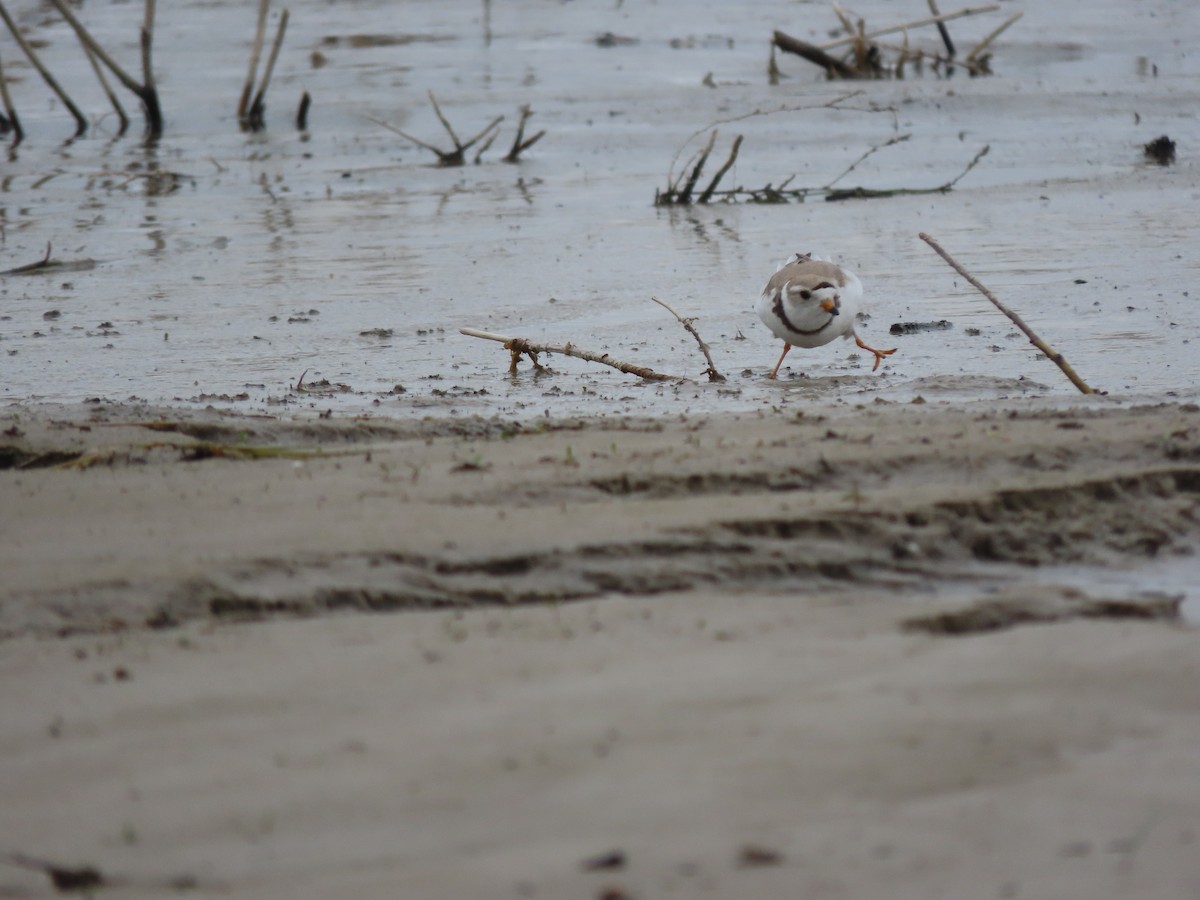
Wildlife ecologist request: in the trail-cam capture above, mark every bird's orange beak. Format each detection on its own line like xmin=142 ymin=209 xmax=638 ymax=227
xmin=820 ymin=298 xmax=840 ymax=315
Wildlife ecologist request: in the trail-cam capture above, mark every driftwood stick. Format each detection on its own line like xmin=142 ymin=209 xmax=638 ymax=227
xmin=238 ymin=0 xmax=270 ymax=120
xmin=0 ymin=47 xmax=22 ymax=142
xmin=296 ymin=91 xmax=311 ymax=130
xmin=365 ymin=114 xmax=444 ymax=155
xmin=918 ymin=232 xmax=1099 ymax=395
xmin=0 ymin=0 xmax=88 ymax=135
xmin=772 ymin=31 xmax=861 ymax=79
xmin=965 ymin=11 xmax=1023 ymax=64
xmin=460 ymin=327 xmax=678 ymax=381
xmin=651 ymin=297 xmax=726 ymax=382
xmin=818 ymin=4 xmax=1001 ymax=50
xmin=697 ymin=134 xmax=743 ymax=204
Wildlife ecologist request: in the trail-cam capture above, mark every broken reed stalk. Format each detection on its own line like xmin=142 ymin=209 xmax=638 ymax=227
xmin=503 ymin=104 xmax=545 ymax=162
xmin=918 ymin=232 xmax=1099 ymax=395
xmin=245 ymin=7 xmax=289 ymax=129
xmin=0 ymin=47 xmax=22 ymax=142
xmin=966 ymin=11 xmax=1023 ymax=64
xmin=459 ymin=327 xmax=678 ymax=381
xmin=45 ymin=0 xmax=163 ymax=136
xmin=0 ymin=0 xmax=88 ymax=135
xmin=296 ymin=91 xmax=311 ymax=130
xmin=371 ymin=93 xmax=503 ymax=166
xmin=817 ymin=3 xmax=1001 ymax=51
xmin=82 ymin=43 xmax=130 ymax=135
xmin=238 ymin=0 xmax=270 ymax=121
xmin=696 ymin=134 xmax=742 ymax=203
xmin=675 ymin=129 xmax=717 ymax=202
xmin=651 ymin=297 xmax=725 ymax=382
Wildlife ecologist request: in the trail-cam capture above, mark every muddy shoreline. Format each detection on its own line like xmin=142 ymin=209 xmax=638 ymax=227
xmin=2 ymin=397 xmax=1199 ymax=898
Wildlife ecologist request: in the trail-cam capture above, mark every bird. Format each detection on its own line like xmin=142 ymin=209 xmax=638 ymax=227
xmin=757 ymin=252 xmax=896 ymax=379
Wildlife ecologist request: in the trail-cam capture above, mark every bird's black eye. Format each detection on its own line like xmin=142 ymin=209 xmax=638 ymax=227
xmin=799 ymin=290 xmax=811 ymax=300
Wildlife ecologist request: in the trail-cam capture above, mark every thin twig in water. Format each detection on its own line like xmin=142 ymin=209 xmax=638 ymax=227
xmin=1 ymin=242 xmax=53 ymax=275
xmin=918 ymin=232 xmax=1100 ymax=395
xmin=966 ymin=11 xmax=1023 ymax=65
xmin=503 ymin=105 xmax=546 ymax=162
xmin=824 ymin=143 xmax=987 ymax=201
xmin=239 ymin=0 xmax=270 ymax=121
xmin=0 ymin=0 xmax=88 ymax=135
xmin=82 ymin=43 xmax=129 ymax=135
xmin=824 ymin=133 xmax=911 ymax=189
xmin=651 ymin=297 xmax=725 ymax=382
xmin=460 ymin=328 xmax=678 ymax=381
xmin=371 ymin=93 xmax=503 ymax=166
xmin=0 ymin=47 xmax=22 ymax=142
xmin=696 ymin=134 xmax=742 ymax=203
xmin=246 ymin=8 xmax=289 ymax=129
xmin=926 ymin=0 xmax=956 ymax=58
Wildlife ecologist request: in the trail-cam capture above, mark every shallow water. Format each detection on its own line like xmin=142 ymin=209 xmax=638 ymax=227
xmin=1 ymin=0 xmax=1198 ymax=419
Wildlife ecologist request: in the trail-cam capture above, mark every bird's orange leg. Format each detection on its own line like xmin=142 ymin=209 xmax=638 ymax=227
xmin=768 ymin=343 xmax=792 ymax=379
xmin=854 ymin=335 xmax=897 ymax=372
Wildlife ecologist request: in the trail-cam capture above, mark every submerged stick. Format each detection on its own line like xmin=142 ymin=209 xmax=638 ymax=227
xmin=1 ymin=242 xmax=53 ymax=275
xmin=460 ymin=328 xmax=678 ymax=381
xmin=503 ymin=104 xmax=545 ymax=162
xmin=0 ymin=0 xmax=88 ymax=135
xmin=918 ymin=232 xmax=1099 ymax=394
xmin=651 ymin=297 xmax=725 ymax=382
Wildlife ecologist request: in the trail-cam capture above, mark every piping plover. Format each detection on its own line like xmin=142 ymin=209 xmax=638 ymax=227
xmin=757 ymin=252 xmax=896 ymax=379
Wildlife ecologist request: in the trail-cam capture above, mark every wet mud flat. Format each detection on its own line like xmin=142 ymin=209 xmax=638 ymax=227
xmin=1 ymin=397 xmax=1199 ymax=898
xmin=3 ymin=0 xmax=1200 ymax=894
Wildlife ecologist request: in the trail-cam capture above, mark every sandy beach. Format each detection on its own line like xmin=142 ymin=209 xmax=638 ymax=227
xmin=2 ymin=397 xmax=1198 ymax=898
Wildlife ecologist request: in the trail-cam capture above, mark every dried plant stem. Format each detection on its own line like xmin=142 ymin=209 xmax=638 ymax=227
xmin=651 ymin=297 xmax=725 ymax=382
xmin=82 ymin=43 xmax=129 ymax=134
xmin=0 ymin=0 xmax=88 ymax=135
xmin=45 ymin=0 xmax=162 ymax=135
xmin=966 ymin=11 xmax=1023 ymax=64
xmin=818 ymin=3 xmax=1000 ymax=51
xmin=239 ymin=0 xmax=270 ymax=120
xmin=0 ymin=47 xmax=22 ymax=142
xmin=919 ymin=232 xmax=1099 ymax=395
xmin=675 ymin=129 xmax=718 ymax=202
xmin=245 ymin=7 xmax=289 ymax=128
xmin=824 ymin=133 xmax=911 ymax=188
xmin=696 ymin=134 xmax=742 ymax=203
xmin=460 ymin=328 xmax=678 ymax=381
xmin=503 ymin=105 xmax=545 ymax=162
